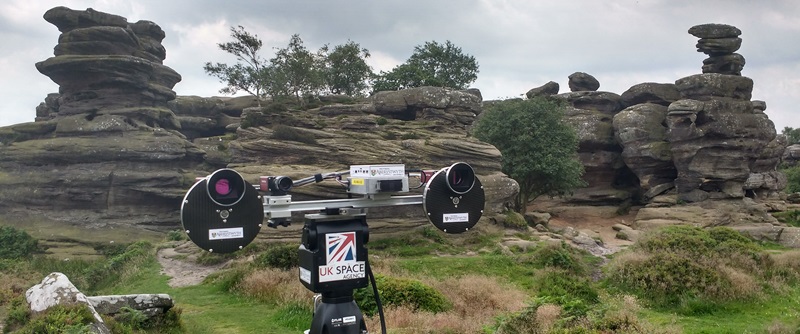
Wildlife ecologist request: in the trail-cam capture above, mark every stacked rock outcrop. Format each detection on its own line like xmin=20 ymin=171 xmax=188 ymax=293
xmin=556 ymin=86 xmax=634 ymax=205
xmin=667 ymin=23 xmax=779 ymax=202
xmin=0 ymin=7 xmax=203 ymax=227
xmin=613 ymin=83 xmax=681 ymax=199
xmin=689 ymin=23 xmax=745 ymax=75
xmin=35 ymin=6 xmax=181 ymax=127
xmin=0 ymin=6 xmax=516 ymax=233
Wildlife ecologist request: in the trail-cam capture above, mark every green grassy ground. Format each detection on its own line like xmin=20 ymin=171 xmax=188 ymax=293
xmin=4 ymin=221 xmax=800 ymax=333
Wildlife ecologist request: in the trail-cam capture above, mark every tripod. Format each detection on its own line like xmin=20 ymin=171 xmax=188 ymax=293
xmin=299 ymin=212 xmax=384 ymax=334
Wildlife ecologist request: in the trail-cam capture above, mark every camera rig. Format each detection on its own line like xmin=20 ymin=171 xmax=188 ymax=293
xmin=180 ymin=162 xmax=485 ymax=334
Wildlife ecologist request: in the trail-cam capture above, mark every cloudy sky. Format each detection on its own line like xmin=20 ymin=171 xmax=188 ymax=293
xmin=1 ymin=0 xmax=798 ymax=131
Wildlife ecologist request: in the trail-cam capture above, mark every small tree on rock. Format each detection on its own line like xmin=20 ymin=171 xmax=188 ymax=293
xmin=267 ymin=34 xmax=327 ymax=106
xmin=324 ymin=40 xmax=373 ymax=97
xmin=783 ymin=126 xmax=800 ymax=145
xmin=372 ymin=40 xmax=478 ymax=92
xmin=203 ymin=26 xmax=270 ymax=104
xmin=473 ymin=97 xmax=585 ymax=213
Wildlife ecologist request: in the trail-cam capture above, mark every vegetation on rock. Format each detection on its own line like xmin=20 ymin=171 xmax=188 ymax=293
xmin=371 ymin=40 xmax=479 ymax=92
xmin=204 ymin=27 xmax=373 ymax=106
xmin=783 ymin=126 xmax=800 ymax=145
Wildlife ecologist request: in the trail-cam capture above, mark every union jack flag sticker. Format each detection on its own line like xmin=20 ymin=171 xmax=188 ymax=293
xmin=326 ymin=232 xmax=357 ymax=264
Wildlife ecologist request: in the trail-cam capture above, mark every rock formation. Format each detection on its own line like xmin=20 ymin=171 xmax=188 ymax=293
xmin=26 ymin=273 xmax=111 ymax=333
xmin=0 ymin=7 xmax=514 ymax=237
xmin=25 ymin=272 xmax=174 ymax=332
xmin=555 ymin=86 xmax=634 ymax=205
xmin=689 ymin=23 xmax=745 ymax=75
xmin=35 ymin=6 xmax=182 ymax=127
xmin=568 ymin=72 xmax=600 ymax=92
xmin=526 ymin=23 xmax=796 ymax=247
xmin=667 ymin=23 xmax=778 ymax=202
xmin=0 ymin=7 xmax=201 ymax=229
xmin=785 ymin=144 xmax=800 ymax=167
xmin=525 ymin=81 xmax=559 ymax=98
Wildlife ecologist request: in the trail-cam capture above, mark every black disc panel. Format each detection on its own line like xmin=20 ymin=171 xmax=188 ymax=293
xmin=423 ymin=170 xmax=484 ymax=233
xmin=181 ymin=179 xmax=264 ymax=253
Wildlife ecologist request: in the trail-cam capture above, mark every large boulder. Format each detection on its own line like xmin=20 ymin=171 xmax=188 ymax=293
xmin=620 ymin=82 xmax=681 ymax=108
xmin=557 ymin=92 xmax=633 ymax=205
xmin=168 ymin=95 xmax=259 ymax=139
xmin=784 ymin=144 xmax=800 ymax=167
xmin=666 ymin=98 xmax=776 ymax=202
xmin=675 ymin=73 xmax=753 ymax=100
xmin=568 ymin=72 xmax=600 ymax=92
xmin=525 ymin=81 xmax=560 ymax=98
xmin=613 ymin=103 xmax=676 ymax=196
xmin=26 ymin=273 xmax=110 ymax=334
xmin=372 ymin=86 xmax=481 ymax=127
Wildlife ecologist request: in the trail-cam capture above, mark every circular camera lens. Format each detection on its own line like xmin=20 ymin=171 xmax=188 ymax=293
xmin=215 ymin=179 xmax=231 ymax=196
xmin=445 ymin=162 xmax=475 ymax=194
xmin=207 ymin=169 xmax=246 ymax=206
xmin=275 ymin=176 xmax=293 ymax=192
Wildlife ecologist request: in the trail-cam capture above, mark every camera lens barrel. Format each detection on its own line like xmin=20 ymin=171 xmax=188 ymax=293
xmin=445 ymin=162 xmax=476 ymax=194
xmin=206 ymin=169 xmax=247 ymax=206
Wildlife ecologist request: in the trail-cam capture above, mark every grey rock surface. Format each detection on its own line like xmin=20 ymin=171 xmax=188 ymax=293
xmin=26 ymin=272 xmax=110 ymax=334
xmin=568 ymin=72 xmax=600 ymax=92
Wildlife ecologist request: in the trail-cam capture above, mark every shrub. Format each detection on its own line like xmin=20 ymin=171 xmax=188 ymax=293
xmin=241 ymin=111 xmax=270 ymax=128
xmin=607 ymin=251 xmax=727 ymax=305
xmin=103 ymin=306 xmax=184 ymax=333
xmin=13 ymin=303 xmax=95 ymax=334
xmin=502 ymin=211 xmax=528 ymax=229
xmin=254 ymin=243 xmax=299 ymax=270
xmin=521 ymin=241 xmax=588 ymax=275
xmin=354 ymin=274 xmax=451 ymax=316
xmin=376 ymin=117 xmax=388 ymax=125
xmin=636 ymin=225 xmax=715 ymax=256
xmin=271 ymin=124 xmax=318 ymax=144
xmin=783 ymin=165 xmax=800 ymax=193
xmin=400 ymin=132 xmax=420 ymax=140
xmin=533 ymin=268 xmax=599 ymax=317
xmin=166 ymin=230 xmax=187 ymax=241
xmin=83 ymin=241 xmax=153 ymax=292
xmin=4 ymin=295 xmax=30 ymax=331
xmin=0 ymin=226 xmax=38 ymax=259
xmin=773 ymin=210 xmax=800 ymax=227
xmin=237 ymin=268 xmax=311 ymax=304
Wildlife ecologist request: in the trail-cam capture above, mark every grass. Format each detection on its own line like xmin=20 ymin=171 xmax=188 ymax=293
xmin=4 ymin=222 xmax=800 ymax=333
xmin=641 ymin=288 xmax=800 ymax=333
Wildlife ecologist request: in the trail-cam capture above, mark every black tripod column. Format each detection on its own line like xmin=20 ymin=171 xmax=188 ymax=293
xmin=308 ymin=290 xmax=367 ymax=333
xmin=299 ymin=214 xmax=370 ymax=334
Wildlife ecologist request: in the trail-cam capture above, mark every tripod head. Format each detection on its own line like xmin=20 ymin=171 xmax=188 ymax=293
xmin=179 ymin=162 xmax=486 ymax=333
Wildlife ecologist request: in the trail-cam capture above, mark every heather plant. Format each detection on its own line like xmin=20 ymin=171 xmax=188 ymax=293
xmin=605 ymin=225 xmax=777 ymax=307
xmin=0 ymin=226 xmax=38 ymax=259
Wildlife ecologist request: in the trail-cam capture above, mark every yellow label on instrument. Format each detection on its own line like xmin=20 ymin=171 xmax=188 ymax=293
xmin=351 ymin=178 xmax=365 ymax=185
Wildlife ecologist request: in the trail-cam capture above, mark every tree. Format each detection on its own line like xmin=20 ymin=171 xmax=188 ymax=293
xmin=783 ymin=126 xmax=800 ymax=145
xmin=268 ymin=34 xmax=327 ymax=106
xmin=473 ymin=97 xmax=585 ymax=213
xmin=372 ymin=40 xmax=478 ymax=92
xmin=324 ymin=40 xmax=373 ymax=97
xmin=203 ymin=26 xmax=270 ymax=103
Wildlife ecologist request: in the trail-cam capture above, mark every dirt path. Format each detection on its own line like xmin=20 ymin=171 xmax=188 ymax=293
xmin=157 ymin=242 xmax=231 ymax=288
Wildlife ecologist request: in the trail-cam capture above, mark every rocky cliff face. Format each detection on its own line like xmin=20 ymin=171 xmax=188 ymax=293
xmin=0 ymin=7 xmax=200 ymax=229
xmin=0 ymin=7 xmax=514 ymax=234
xmin=527 ymin=23 xmax=795 ymax=247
